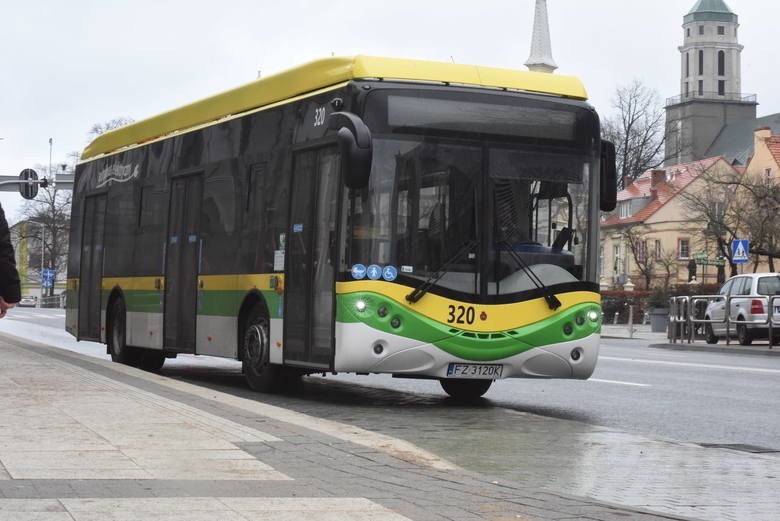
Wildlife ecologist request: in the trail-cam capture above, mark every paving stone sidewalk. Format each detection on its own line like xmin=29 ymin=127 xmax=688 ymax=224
xmin=0 ymin=334 xmax=694 ymax=521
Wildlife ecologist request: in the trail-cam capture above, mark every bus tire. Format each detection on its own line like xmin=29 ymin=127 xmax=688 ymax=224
xmin=440 ymin=379 xmax=492 ymax=400
xmin=242 ymin=307 xmax=278 ymax=392
xmin=107 ymin=297 xmax=140 ymax=366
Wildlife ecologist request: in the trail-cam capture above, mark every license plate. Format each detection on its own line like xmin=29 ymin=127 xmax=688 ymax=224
xmin=446 ymin=363 xmax=503 ymax=379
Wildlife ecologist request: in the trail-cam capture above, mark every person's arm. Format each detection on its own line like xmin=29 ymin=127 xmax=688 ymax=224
xmin=0 ymin=296 xmax=14 ymax=318
xmin=0 ymin=205 xmax=21 ymax=305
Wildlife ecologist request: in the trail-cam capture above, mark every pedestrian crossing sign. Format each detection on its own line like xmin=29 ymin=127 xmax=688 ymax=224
xmin=731 ymin=239 xmax=749 ymax=264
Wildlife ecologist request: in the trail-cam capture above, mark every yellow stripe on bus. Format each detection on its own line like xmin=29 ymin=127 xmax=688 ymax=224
xmin=99 ymin=274 xmax=284 ymax=292
xmin=336 ymin=280 xmax=599 ymax=332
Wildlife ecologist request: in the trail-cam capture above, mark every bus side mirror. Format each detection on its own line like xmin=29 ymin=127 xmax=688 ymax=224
xmin=600 ymin=140 xmax=617 ymax=212
xmin=328 ymin=112 xmax=372 ymax=189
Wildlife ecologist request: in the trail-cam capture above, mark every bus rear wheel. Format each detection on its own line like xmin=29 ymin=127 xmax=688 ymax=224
xmin=440 ymin=379 xmax=492 ymax=400
xmin=107 ymin=298 xmax=140 ymax=366
xmin=242 ymin=308 xmax=278 ymax=392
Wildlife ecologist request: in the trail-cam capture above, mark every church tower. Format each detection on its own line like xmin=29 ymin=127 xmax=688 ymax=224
xmin=525 ymin=0 xmax=557 ymax=73
xmin=664 ymin=0 xmax=757 ymax=165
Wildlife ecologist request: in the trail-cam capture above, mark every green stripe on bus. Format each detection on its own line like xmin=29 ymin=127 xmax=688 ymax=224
xmin=196 ymin=289 xmax=283 ymax=319
xmin=337 ymin=292 xmax=601 ymax=362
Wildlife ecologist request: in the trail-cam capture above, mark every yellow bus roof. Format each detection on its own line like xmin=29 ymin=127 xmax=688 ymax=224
xmin=81 ymin=55 xmax=588 ymax=160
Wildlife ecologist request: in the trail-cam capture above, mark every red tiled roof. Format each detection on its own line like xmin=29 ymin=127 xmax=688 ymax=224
xmin=602 ymin=156 xmax=726 ymax=227
xmin=766 ymin=136 xmax=780 ymax=167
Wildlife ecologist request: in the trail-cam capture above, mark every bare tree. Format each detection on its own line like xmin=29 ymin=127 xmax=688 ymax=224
xmin=602 ymin=80 xmax=666 ymax=190
xmin=87 ymin=117 xmax=134 ymax=142
xmin=16 ymin=179 xmax=72 ymax=296
xmin=623 ymin=226 xmax=656 ymax=289
xmin=735 ymin=174 xmax=780 ymax=271
xmin=679 ymin=164 xmax=780 ymax=275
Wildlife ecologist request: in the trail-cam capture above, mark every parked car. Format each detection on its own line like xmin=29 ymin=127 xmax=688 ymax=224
xmin=17 ymin=295 xmax=37 ymax=308
xmin=704 ymin=273 xmax=780 ymax=345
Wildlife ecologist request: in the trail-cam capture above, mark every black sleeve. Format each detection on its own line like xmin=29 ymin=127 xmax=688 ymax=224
xmin=0 ymin=204 xmax=21 ymax=303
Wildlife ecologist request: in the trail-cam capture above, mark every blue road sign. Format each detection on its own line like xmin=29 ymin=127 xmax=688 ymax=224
xmin=41 ymin=269 xmax=57 ymax=288
xmin=731 ymin=239 xmax=749 ymax=264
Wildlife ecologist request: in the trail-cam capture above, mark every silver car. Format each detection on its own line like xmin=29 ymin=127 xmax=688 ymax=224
xmin=704 ymin=273 xmax=780 ymax=345
xmin=17 ymin=295 xmax=37 ymax=308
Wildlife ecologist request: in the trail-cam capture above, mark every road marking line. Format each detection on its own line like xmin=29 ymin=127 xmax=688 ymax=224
xmin=600 ymin=356 xmax=780 ymax=375
xmin=589 ymin=378 xmax=650 ymax=387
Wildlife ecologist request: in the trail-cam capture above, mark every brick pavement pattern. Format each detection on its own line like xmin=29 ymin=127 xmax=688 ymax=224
xmin=0 ymin=335 xmax=695 ymax=521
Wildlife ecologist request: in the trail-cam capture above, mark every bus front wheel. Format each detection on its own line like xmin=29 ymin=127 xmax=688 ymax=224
xmin=107 ymin=298 xmax=140 ymax=365
xmin=242 ymin=309 xmax=278 ymax=392
xmin=440 ymin=379 xmax=492 ymax=400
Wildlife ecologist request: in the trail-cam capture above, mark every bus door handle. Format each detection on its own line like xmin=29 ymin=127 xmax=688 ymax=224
xmin=198 ymin=279 xmax=204 ymax=289
xmin=154 ymin=278 xmax=162 ymax=290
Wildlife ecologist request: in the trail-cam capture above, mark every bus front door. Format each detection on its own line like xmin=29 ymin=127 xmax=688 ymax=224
xmin=284 ymin=148 xmax=339 ymax=368
xmin=164 ymin=174 xmax=203 ymax=352
xmin=78 ymin=194 xmax=107 ymax=341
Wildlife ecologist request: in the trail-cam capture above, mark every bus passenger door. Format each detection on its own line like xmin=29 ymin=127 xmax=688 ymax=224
xmin=284 ymin=148 xmax=340 ymax=368
xmin=164 ymin=174 xmax=203 ymax=352
xmin=78 ymin=194 xmax=107 ymax=341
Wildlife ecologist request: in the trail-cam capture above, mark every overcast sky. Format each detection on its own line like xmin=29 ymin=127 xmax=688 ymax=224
xmin=2 ymin=0 xmax=778 ymax=220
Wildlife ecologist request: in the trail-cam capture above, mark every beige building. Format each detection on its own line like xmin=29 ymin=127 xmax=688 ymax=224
xmin=744 ymin=127 xmax=780 ymax=182
xmin=600 ymin=157 xmax=740 ymax=290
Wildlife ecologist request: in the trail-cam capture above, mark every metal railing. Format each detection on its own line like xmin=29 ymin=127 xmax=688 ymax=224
xmin=665 ymin=92 xmax=757 ymax=106
xmin=669 ymin=294 xmax=777 ymax=348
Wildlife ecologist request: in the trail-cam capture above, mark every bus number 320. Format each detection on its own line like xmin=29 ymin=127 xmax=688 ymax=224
xmin=447 ymin=305 xmax=475 ymax=325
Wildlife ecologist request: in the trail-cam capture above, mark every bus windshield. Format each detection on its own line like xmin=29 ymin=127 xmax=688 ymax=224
xmin=345 ymin=89 xmax=599 ymax=300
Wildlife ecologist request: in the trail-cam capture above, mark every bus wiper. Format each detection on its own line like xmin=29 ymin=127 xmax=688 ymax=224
xmin=498 ymin=240 xmax=562 ymax=310
xmin=405 ymin=240 xmax=477 ymax=304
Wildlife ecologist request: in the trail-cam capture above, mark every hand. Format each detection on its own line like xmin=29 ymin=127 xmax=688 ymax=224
xmin=0 ymin=297 xmax=14 ymax=318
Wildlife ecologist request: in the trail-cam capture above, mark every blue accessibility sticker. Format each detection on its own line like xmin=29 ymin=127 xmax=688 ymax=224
xmin=366 ymin=264 xmax=382 ymax=280
xmin=382 ymin=265 xmax=398 ymax=282
xmin=351 ymin=264 xmax=367 ymax=280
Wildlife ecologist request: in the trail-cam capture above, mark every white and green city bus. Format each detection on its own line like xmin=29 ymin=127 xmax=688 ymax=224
xmin=66 ymin=56 xmax=616 ymax=399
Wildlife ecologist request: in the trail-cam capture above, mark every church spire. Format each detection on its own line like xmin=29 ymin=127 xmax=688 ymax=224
xmin=525 ymin=0 xmax=557 ymax=73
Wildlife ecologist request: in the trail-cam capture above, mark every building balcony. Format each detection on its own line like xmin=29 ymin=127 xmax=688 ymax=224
xmin=665 ymin=92 xmax=757 ymax=107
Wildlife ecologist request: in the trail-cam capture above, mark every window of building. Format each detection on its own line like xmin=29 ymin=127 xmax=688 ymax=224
xmin=766 ymin=168 xmax=774 ymax=180
xmin=717 ymin=26 xmax=725 ymax=35
xmin=613 ymin=244 xmax=621 ymax=273
xmin=718 ymin=80 xmax=725 ymax=96
xmin=698 ymin=50 xmax=704 ymax=75
xmin=685 ymin=82 xmax=689 ymax=98
xmin=618 ymin=201 xmax=631 ymax=219
xmin=698 ymin=80 xmax=704 ymax=96
xmin=636 ymin=239 xmax=648 ymax=264
xmin=685 ymin=53 xmax=690 ymax=77
xmin=718 ymin=51 xmax=725 ymax=76
xmin=678 ymin=238 xmax=690 ymax=259
xmin=654 ymin=240 xmax=662 ymax=261
xmin=699 ymin=25 xmax=704 ymax=35
xmin=687 ymin=27 xmax=691 ymax=38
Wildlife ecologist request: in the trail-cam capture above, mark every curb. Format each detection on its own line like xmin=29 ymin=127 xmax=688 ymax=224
xmin=648 ymin=342 xmax=780 ymax=356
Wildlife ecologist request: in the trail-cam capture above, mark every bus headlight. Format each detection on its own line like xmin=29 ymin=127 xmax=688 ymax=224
xmin=587 ymin=310 xmax=600 ymax=322
xmin=355 ymin=300 xmax=367 ymax=312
